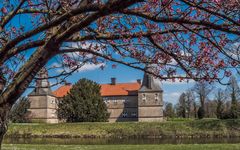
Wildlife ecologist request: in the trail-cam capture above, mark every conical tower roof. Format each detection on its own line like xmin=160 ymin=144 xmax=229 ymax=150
xmin=29 ymin=67 xmax=53 ymax=96
xmin=139 ymin=65 xmax=162 ymax=92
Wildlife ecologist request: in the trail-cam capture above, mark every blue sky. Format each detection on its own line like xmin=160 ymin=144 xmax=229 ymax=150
xmin=46 ymin=61 xmax=196 ymax=105
xmin=7 ymin=1 xmax=237 ymax=105
xmin=44 ymin=58 xmax=233 ymax=105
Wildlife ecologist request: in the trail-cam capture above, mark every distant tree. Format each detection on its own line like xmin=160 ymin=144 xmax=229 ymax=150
xmin=194 ymin=82 xmax=213 ymax=119
xmin=164 ymin=102 xmax=175 ymax=118
xmin=193 ymin=101 xmax=198 ymax=118
xmin=185 ymin=90 xmax=195 ymax=118
xmin=215 ymin=89 xmax=225 ymax=119
xmin=57 ymin=78 xmax=109 ymax=122
xmin=177 ymin=93 xmax=187 ymax=118
xmin=9 ymin=97 xmax=30 ymax=123
xmin=197 ymin=106 xmax=205 ymax=119
xmin=205 ymin=100 xmax=217 ymax=118
xmin=226 ymin=76 xmax=240 ymax=119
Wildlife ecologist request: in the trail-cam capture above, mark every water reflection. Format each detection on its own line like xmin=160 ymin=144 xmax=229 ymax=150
xmin=3 ymin=137 xmax=240 ymax=145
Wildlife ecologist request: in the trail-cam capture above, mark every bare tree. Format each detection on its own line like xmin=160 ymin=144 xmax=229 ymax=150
xmin=193 ymin=101 xmax=198 ymax=118
xmin=194 ymin=82 xmax=214 ymax=118
xmin=177 ymin=93 xmax=187 ymax=118
xmin=185 ymin=89 xmax=195 ymax=118
xmin=205 ymin=100 xmax=217 ymax=118
xmin=215 ymin=88 xmax=226 ymax=119
xmin=226 ymin=75 xmax=240 ymax=118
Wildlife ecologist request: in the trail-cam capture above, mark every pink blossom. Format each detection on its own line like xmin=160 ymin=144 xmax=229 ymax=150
xmin=1 ymin=7 xmax=7 ymax=14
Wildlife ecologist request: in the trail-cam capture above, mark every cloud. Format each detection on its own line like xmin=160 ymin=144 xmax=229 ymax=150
xmin=162 ymin=79 xmax=195 ymax=85
xmin=55 ymin=62 xmax=105 ymax=74
xmin=163 ymin=92 xmax=182 ymax=104
xmin=51 ymin=62 xmax=61 ymax=68
xmin=76 ymin=63 xmax=105 ymax=72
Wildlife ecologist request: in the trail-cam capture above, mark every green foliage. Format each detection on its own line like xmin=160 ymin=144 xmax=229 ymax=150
xmin=7 ymin=119 xmax=240 ymax=139
xmin=57 ymin=78 xmax=109 ymax=122
xmin=216 ymin=102 xmax=224 ymax=119
xmin=176 ymin=93 xmax=186 ymax=118
xmin=226 ymin=76 xmax=240 ymax=119
xmin=164 ymin=102 xmax=175 ymax=118
xmin=197 ymin=107 xmax=205 ymax=119
xmin=215 ymin=89 xmax=225 ymax=119
xmin=230 ymin=95 xmax=238 ymax=119
xmin=9 ymin=97 xmax=30 ymax=123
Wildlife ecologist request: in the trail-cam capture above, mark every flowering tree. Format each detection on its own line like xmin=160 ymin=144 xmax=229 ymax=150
xmin=0 ymin=0 xmax=239 ymax=146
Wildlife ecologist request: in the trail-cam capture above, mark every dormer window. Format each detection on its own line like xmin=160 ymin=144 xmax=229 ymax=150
xmin=142 ymin=94 xmax=146 ymax=102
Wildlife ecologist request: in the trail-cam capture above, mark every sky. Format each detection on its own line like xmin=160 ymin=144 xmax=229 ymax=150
xmin=8 ymin=0 xmax=237 ymax=105
xmin=5 ymin=5 xmax=196 ymax=105
xmin=46 ymin=61 xmax=196 ymax=105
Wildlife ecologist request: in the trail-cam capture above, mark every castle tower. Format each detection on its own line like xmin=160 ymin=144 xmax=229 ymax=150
xmin=28 ymin=68 xmax=58 ymax=123
xmin=138 ymin=66 xmax=164 ymax=122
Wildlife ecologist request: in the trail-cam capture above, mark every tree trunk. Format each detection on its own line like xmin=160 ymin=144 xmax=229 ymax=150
xmin=0 ymin=103 xmax=11 ymax=150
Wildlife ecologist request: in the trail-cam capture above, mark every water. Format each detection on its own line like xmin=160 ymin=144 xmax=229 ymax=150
xmin=3 ymin=137 xmax=240 ymax=145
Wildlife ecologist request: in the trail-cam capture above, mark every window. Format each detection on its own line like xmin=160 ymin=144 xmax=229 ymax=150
xmin=131 ymin=112 xmax=137 ymax=117
xmin=155 ymin=93 xmax=159 ymax=101
xmin=103 ymin=97 xmax=109 ymax=104
xmin=142 ymin=94 xmax=146 ymax=101
xmin=122 ymin=112 xmax=128 ymax=117
xmin=51 ymin=100 xmax=55 ymax=104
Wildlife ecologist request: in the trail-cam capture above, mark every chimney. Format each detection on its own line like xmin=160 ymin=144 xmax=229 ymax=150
xmin=64 ymin=80 xmax=71 ymax=86
xmin=111 ymin=77 xmax=116 ymax=85
xmin=137 ymin=79 xmax=141 ymax=84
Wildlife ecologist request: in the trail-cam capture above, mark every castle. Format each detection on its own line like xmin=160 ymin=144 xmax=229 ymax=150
xmin=28 ymin=68 xmax=164 ymax=123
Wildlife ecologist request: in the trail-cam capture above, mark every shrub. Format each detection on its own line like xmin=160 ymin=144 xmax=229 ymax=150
xmin=197 ymin=106 xmax=205 ymax=119
xmin=9 ymin=97 xmax=30 ymax=123
xmin=57 ymin=78 xmax=109 ymax=122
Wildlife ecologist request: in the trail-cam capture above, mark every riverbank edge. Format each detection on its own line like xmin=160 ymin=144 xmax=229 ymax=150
xmin=5 ymin=119 xmax=240 ymax=139
xmin=3 ymin=143 xmax=240 ymax=150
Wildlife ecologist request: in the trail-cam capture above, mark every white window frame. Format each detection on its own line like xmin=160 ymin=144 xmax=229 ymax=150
xmin=131 ymin=112 xmax=137 ymax=117
xmin=155 ymin=93 xmax=159 ymax=101
xmin=122 ymin=112 xmax=128 ymax=117
xmin=142 ymin=94 xmax=146 ymax=101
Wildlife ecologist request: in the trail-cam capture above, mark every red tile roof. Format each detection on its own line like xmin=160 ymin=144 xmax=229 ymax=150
xmin=53 ymin=82 xmax=141 ymax=98
xmin=52 ymin=85 xmax=71 ymax=98
xmin=100 ymin=82 xmax=141 ymax=96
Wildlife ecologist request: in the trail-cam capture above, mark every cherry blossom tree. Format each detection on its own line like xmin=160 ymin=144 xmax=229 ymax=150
xmin=0 ymin=0 xmax=240 ymax=147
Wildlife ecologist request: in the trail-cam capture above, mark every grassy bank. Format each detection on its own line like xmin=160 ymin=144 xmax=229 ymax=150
xmin=3 ymin=144 xmax=240 ymax=150
xmin=6 ymin=119 xmax=240 ymax=139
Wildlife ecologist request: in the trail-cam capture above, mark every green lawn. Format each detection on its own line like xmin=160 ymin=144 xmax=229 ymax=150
xmin=3 ymin=144 xmax=240 ymax=150
xmin=6 ymin=119 xmax=240 ymax=138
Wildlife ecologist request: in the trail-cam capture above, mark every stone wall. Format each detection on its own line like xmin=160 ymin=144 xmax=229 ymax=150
xmin=28 ymin=95 xmax=58 ymax=123
xmin=138 ymin=91 xmax=163 ymax=122
xmin=103 ymin=96 xmax=138 ymax=122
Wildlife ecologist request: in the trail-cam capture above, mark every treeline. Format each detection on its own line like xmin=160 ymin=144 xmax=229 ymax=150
xmin=164 ymin=76 xmax=240 ymax=119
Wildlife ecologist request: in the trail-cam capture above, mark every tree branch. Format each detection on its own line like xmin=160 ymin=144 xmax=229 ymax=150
xmin=121 ymin=10 xmax=240 ymax=36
